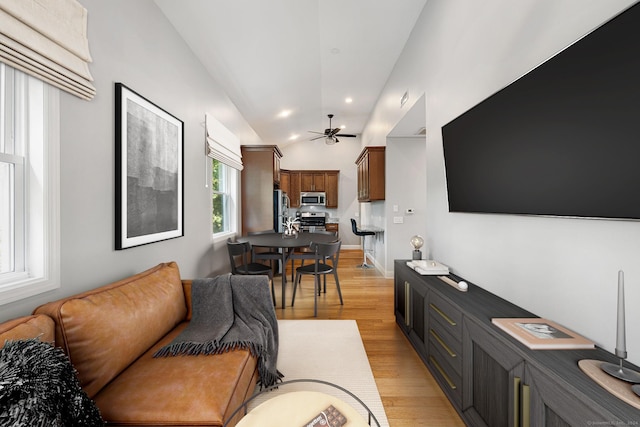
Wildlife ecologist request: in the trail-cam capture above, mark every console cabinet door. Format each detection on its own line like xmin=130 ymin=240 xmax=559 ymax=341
xmin=525 ymin=364 xmax=621 ymax=426
xmin=463 ymin=319 xmax=525 ymax=427
xmin=394 ymin=267 xmax=427 ymax=359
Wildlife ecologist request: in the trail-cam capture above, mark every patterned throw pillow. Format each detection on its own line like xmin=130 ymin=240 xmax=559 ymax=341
xmin=0 ymin=339 xmax=104 ymax=427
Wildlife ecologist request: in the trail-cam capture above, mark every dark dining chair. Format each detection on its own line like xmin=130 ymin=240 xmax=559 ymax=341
xmin=226 ymin=238 xmax=276 ymax=305
xmin=291 ymin=240 xmax=343 ymax=317
xmin=248 ymin=230 xmax=282 ymax=274
xmin=351 ymin=218 xmax=375 ymax=268
xmin=289 ymin=230 xmax=338 ymax=282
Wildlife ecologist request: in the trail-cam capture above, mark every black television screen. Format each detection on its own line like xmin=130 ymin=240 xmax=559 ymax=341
xmin=442 ymin=3 xmax=640 ymax=220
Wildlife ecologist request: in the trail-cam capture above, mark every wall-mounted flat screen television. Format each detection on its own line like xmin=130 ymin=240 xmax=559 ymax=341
xmin=442 ymin=3 xmax=640 ymax=220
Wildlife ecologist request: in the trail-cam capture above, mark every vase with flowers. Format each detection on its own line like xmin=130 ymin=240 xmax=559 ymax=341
xmin=282 ymin=216 xmax=300 ymax=238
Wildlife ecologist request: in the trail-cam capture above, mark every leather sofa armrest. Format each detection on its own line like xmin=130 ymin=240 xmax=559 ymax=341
xmin=0 ymin=314 xmax=55 ymax=347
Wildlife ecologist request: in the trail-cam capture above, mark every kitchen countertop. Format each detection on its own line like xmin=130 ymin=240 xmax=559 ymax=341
xmin=326 ymin=217 xmax=339 ymax=224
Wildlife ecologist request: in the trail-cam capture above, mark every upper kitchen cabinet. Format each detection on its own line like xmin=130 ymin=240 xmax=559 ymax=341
xmin=301 ymin=172 xmax=325 ymax=192
xmin=241 ymin=145 xmax=283 ymax=187
xmin=324 ymin=171 xmax=339 ymax=208
xmin=280 ymin=170 xmax=290 ymax=194
xmin=285 ymin=170 xmax=339 ymax=208
xmin=356 ymin=146 xmax=385 ymax=202
xmin=240 ymin=145 xmax=283 ymax=233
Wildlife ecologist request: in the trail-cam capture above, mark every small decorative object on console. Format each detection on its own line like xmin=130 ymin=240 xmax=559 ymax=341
xmin=600 ymin=270 xmax=640 ymax=383
xmin=410 ymin=235 xmax=424 ymax=260
xmin=302 ymin=405 xmax=347 ymax=427
xmin=406 ymin=259 xmax=449 ymax=275
xmin=437 ymin=275 xmax=468 ymax=292
xmin=492 ymin=318 xmax=594 ymax=350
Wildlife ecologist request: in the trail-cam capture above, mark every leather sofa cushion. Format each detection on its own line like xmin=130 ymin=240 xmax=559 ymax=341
xmin=94 ymin=322 xmax=259 ymax=426
xmin=0 ymin=314 xmax=55 ymax=347
xmin=34 ymin=262 xmax=188 ymax=397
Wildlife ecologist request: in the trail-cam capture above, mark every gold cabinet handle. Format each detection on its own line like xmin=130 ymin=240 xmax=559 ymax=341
xmin=429 ymin=329 xmax=456 ymax=358
xmin=429 ymin=356 xmax=456 ymax=390
xmin=404 ymin=281 xmax=411 ymax=326
xmin=429 ymin=303 xmax=456 ymax=326
xmin=522 ymin=384 xmax=530 ymax=427
xmin=514 ymin=376 xmax=521 ymax=427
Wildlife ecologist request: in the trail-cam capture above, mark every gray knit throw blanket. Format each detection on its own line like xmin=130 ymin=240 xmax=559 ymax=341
xmin=154 ymin=274 xmax=283 ymax=388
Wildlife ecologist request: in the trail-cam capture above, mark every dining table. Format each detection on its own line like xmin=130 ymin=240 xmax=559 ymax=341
xmin=238 ymin=231 xmax=339 ymax=309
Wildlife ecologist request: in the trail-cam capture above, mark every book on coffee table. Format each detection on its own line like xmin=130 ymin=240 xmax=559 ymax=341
xmin=303 ymin=405 xmax=347 ymax=427
xmin=491 ymin=318 xmax=594 ymax=350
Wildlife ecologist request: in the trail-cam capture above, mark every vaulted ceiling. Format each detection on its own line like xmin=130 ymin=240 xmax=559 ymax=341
xmin=154 ymin=0 xmax=427 ymax=146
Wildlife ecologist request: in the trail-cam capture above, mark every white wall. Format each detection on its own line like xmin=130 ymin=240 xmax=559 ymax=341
xmin=385 ymin=137 xmax=427 ymax=273
xmin=280 ymin=138 xmax=363 ymax=247
xmin=362 ymin=0 xmax=640 ymax=365
xmin=0 ymin=0 xmax=262 ymax=321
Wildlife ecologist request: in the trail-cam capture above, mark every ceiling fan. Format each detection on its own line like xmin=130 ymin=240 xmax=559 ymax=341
xmin=309 ymin=114 xmax=356 ymax=144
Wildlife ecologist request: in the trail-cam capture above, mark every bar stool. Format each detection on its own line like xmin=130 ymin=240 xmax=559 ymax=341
xmin=350 ymin=218 xmax=375 ymax=269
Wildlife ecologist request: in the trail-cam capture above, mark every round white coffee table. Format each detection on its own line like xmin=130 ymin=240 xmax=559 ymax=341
xmin=236 ymin=390 xmax=369 ymax=427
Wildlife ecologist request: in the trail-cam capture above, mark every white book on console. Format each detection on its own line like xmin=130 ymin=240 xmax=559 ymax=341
xmin=406 ymin=260 xmax=449 ymax=275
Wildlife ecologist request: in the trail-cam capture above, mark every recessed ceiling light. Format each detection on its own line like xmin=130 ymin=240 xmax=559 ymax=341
xmin=278 ymin=109 xmax=292 ymax=118
xmin=340 ymin=125 xmax=346 ymax=129
xmin=288 ymin=134 xmax=299 ymax=141
xmin=345 ymin=97 xmax=353 ymax=104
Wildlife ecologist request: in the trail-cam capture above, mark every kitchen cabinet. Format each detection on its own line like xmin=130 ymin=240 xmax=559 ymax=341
xmin=280 ymin=169 xmax=290 ymax=194
xmin=289 ymin=171 xmax=301 ymax=207
xmin=324 ymin=171 xmax=339 ymax=208
xmin=301 ymin=172 xmax=325 ymax=192
xmin=240 ymin=145 xmax=282 ymax=233
xmin=325 ymin=222 xmax=339 ymax=236
xmin=287 ymin=170 xmax=339 ymax=208
xmin=394 ymin=261 xmax=639 ymax=426
xmin=355 ymin=146 xmax=385 ymax=202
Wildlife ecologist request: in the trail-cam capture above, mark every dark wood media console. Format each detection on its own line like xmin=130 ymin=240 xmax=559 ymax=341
xmin=394 ymin=260 xmax=640 ymax=426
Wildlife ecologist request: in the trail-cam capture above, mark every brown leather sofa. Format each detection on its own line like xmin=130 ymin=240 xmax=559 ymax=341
xmin=1 ymin=262 xmax=258 ymax=426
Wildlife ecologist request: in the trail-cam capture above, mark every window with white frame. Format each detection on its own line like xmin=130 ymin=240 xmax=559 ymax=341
xmin=0 ymin=63 xmax=60 ymax=305
xmin=211 ymin=158 xmax=238 ymax=235
xmin=205 ymin=113 xmax=242 ymax=237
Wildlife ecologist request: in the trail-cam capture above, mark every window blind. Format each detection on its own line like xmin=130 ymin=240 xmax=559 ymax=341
xmin=205 ymin=113 xmax=243 ymax=171
xmin=0 ymin=0 xmax=95 ymax=100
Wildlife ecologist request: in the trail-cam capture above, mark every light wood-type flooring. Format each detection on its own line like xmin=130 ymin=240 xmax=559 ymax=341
xmin=273 ymin=249 xmax=465 ymax=427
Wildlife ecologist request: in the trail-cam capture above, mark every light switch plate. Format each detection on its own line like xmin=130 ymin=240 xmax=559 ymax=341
xmin=393 ymin=216 xmax=404 ymax=224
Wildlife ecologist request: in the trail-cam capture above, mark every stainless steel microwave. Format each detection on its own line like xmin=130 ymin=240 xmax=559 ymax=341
xmin=300 ymin=192 xmax=326 ymax=206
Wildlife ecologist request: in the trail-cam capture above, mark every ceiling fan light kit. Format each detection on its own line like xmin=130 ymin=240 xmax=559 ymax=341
xmin=309 ymin=114 xmax=357 ymax=145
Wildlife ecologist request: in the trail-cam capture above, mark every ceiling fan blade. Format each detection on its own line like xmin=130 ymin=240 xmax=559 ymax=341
xmin=336 ymin=133 xmax=357 ymax=138
xmin=308 ymin=130 xmax=325 ymax=135
xmin=309 ymin=135 xmax=325 ymax=141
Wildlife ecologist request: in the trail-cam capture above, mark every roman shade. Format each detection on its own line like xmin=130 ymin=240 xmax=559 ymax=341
xmin=0 ymin=0 xmax=95 ymax=100
xmin=205 ymin=113 xmax=243 ymax=171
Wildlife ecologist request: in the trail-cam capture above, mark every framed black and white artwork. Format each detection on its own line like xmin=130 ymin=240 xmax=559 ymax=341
xmin=115 ymin=83 xmax=184 ymax=250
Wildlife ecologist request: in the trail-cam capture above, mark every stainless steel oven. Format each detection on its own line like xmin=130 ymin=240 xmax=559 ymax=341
xmin=300 ymin=192 xmax=326 ymax=207
xmin=299 ymin=212 xmax=327 ymax=232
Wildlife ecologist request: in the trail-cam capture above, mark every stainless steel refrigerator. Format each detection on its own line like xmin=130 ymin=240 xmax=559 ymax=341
xmin=273 ymin=190 xmax=289 ymax=232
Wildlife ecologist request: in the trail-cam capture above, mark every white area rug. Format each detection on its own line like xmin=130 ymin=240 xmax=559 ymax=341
xmin=248 ymin=320 xmax=390 ymax=427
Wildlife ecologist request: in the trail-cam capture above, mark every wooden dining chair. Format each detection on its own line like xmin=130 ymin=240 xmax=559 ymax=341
xmin=226 ymin=238 xmax=276 ymax=305
xmin=291 ymin=240 xmax=343 ymax=317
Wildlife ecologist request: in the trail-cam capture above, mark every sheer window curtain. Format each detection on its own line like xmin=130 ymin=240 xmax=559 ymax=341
xmin=0 ymin=0 xmax=95 ymax=100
